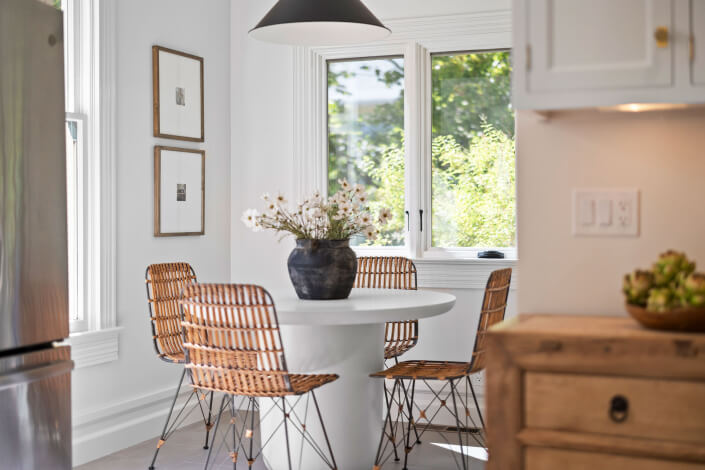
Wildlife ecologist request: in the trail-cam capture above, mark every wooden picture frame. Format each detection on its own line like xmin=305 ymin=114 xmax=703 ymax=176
xmin=152 ymin=45 xmax=205 ymax=142
xmin=154 ymin=146 xmax=205 ymax=237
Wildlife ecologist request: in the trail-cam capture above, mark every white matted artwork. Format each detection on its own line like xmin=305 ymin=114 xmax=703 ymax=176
xmin=154 ymin=146 xmax=205 ymax=236
xmin=153 ymin=46 xmax=204 ymax=142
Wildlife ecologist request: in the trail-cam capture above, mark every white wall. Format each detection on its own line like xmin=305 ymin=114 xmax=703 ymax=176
xmin=517 ymin=108 xmax=705 ymax=314
xmin=72 ymin=0 xmax=230 ymax=465
xmin=230 ymin=0 xmax=517 ymax=419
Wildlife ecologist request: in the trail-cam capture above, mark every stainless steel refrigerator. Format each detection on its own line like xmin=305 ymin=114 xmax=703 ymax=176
xmin=0 ymin=0 xmax=73 ymax=468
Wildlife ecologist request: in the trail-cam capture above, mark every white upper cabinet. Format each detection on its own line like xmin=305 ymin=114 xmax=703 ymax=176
xmin=693 ymin=0 xmax=705 ymax=86
xmin=513 ymin=0 xmax=705 ymax=110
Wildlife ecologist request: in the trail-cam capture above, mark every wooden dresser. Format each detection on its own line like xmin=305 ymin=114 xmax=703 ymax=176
xmin=485 ymin=315 xmax=705 ymax=470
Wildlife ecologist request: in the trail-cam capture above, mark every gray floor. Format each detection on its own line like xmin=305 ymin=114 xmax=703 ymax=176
xmin=76 ymin=410 xmax=486 ymax=470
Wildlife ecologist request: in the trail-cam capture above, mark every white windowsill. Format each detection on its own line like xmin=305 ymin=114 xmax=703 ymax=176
xmin=414 ymin=257 xmax=518 ymax=290
xmin=64 ymin=327 xmax=122 ymax=369
xmin=353 ymin=246 xmax=518 ymax=290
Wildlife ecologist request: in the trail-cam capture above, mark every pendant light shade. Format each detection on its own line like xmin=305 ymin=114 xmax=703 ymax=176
xmin=250 ymin=0 xmax=391 ymax=46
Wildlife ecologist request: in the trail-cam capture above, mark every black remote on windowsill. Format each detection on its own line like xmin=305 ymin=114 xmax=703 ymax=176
xmin=478 ymin=250 xmax=505 ymax=259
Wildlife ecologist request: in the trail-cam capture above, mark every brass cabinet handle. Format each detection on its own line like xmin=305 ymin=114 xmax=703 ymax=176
xmin=654 ymin=26 xmax=669 ymax=48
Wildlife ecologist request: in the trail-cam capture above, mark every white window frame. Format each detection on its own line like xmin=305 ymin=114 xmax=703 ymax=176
xmin=61 ymin=0 xmax=120 ymax=367
xmin=66 ymin=113 xmax=86 ymax=332
xmin=294 ymin=11 xmax=517 ymax=287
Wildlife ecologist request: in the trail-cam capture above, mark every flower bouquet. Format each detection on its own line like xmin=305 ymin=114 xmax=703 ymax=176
xmin=242 ymin=180 xmax=391 ymax=300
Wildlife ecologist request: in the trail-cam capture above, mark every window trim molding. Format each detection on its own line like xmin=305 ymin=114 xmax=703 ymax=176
xmin=97 ymin=0 xmax=117 ymax=331
xmin=292 ymin=10 xmax=513 ymax=278
xmin=66 ymin=0 xmax=118 ymax=367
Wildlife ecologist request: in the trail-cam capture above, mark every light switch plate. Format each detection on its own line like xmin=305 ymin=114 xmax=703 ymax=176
xmin=573 ymin=189 xmax=639 ymax=237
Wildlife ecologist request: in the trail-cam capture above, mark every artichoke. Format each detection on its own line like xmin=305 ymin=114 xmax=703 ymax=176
xmin=647 ymin=287 xmax=678 ymax=313
xmin=652 ymin=250 xmax=696 ymax=287
xmin=622 ymin=270 xmax=654 ymax=306
xmin=680 ymin=273 xmax=705 ymax=308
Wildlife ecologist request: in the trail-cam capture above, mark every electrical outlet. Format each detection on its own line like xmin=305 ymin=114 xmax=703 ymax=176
xmin=573 ymin=189 xmax=639 ymax=237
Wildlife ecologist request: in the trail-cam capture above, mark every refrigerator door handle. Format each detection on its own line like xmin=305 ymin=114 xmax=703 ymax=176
xmin=0 ymin=360 xmax=73 ymax=392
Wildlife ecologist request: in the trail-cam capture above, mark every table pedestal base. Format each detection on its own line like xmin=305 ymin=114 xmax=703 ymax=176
xmin=260 ymin=324 xmax=385 ymax=470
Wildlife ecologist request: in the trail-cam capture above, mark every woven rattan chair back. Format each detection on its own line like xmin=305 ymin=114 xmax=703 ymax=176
xmin=180 ymin=283 xmax=293 ymax=397
xmin=469 ymin=268 xmax=512 ymax=373
xmin=355 ymin=256 xmax=418 ymax=290
xmin=355 ymin=256 xmax=419 ymax=360
xmin=146 ymin=262 xmax=197 ymax=363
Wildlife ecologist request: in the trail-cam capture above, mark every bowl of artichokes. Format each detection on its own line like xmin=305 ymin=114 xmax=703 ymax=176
xmin=623 ymin=250 xmax=705 ymax=332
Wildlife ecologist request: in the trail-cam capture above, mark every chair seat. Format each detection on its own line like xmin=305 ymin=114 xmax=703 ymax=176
xmin=186 ymin=372 xmax=339 ymax=397
xmin=370 ymin=360 xmax=472 ymax=381
xmin=384 ymin=343 xmax=416 ymax=360
xmin=289 ymin=373 xmax=339 ymax=395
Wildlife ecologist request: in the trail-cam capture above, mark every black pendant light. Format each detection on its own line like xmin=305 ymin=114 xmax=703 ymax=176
xmin=250 ymin=0 xmax=391 ymax=46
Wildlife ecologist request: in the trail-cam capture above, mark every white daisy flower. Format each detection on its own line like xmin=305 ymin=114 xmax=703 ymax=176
xmin=338 ymin=178 xmax=351 ymax=190
xmin=358 ymin=213 xmax=372 ymax=225
xmin=364 ymin=225 xmax=378 ymax=241
xmin=241 ymin=209 xmax=259 ymax=229
xmin=275 ymin=192 xmax=287 ymax=206
xmin=265 ymin=201 xmax=278 ymax=213
xmin=261 ymin=193 xmax=271 ymax=202
xmin=378 ymin=208 xmax=392 ymax=225
xmin=339 ymin=202 xmax=353 ymax=216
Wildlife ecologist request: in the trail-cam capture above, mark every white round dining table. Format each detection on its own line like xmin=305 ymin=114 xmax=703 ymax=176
xmin=259 ymin=287 xmax=456 ymax=470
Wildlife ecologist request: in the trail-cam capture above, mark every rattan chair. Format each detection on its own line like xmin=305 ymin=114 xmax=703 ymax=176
xmin=145 ymin=263 xmax=215 ymax=470
xmin=179 ymin=283 xmax=338 ymax=470
xmin=355 ymin=256 xmax=419 ymax=361
xmin=370 ymin=268 xmax=512 ymax=470
xmin=355 ymin=256 xmax=421 ymax=459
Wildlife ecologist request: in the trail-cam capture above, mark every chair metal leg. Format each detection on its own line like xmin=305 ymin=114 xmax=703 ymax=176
xmin=149 ymin=368 xmax=187 ymax=470
xmin=401 ymin=380 xmax=416 ymax=470
xmin=311 ymin=390 xmax=338 ymax=470
xmin=382 ymin=381 xmax=400 ymax=462
xmin=203 ymin=391 xmax=215 ymax=449
xmin=450 ymin=380 xmax=468 ymax=470
xmin=282 ymin=398 xmax=293 ymax=470
xmin=393 ymin=356 xmax=421 ymax=445
xmin=249 ymin=397 xmax=256 ymax=465
xmin=204 ymin=395 xmax=228 ymax=470
xmin=230 ymin=396 xmax=237 ymax=470
xmin=373 ymin=379 xmax=400 ymax=468
xmin=468 ymin=377 xmax=485 ymax=431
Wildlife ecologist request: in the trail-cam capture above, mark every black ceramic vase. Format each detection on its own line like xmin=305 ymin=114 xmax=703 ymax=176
xmin=287 ymin=239 xmax=357 ymax=300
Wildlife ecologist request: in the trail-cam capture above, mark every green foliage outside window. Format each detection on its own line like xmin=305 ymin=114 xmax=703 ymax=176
xmin=328 ymin=51 xmax=516 ymax=248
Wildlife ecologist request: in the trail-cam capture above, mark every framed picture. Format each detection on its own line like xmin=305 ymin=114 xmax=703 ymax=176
xmin=154 ymin=146 xmax=205 ymax=237
xmin=152 ymin=46 xmax=204 ymax=142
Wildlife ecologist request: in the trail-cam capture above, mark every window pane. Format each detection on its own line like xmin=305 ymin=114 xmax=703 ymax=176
xmin=328 ymin=57 xmax=404 ymax=246
xmin=431 ymin=51 xmax=516 ymax=248
xmin=66 ymin=119 xmax=82 ymax=323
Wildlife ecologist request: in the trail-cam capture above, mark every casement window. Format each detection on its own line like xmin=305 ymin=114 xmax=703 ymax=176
xmin=297 ymin=13 xmax=516 ymax=277
xmin=57 ymin=0 xmax=119 ymax=366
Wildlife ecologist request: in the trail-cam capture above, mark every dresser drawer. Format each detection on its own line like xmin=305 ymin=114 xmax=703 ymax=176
xmin=525 ymin=447 xmax=705 ymax=470
xmin=525 ymin=372 xmax=705 ymax=444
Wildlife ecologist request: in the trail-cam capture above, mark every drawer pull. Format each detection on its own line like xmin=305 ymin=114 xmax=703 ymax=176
xmin=609 ymin=395 xmax=629 ymax=423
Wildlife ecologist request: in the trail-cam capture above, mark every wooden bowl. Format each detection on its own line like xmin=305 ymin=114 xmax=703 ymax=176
xmin=626 ymin=303 xmax=705 ymax=333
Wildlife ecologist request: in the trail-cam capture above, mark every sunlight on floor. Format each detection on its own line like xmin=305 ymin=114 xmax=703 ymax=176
xmin=430 ymin=443 xmax=488 ymax=462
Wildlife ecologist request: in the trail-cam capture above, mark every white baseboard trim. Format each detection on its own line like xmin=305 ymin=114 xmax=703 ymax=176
xmin=73 ymin=383 xmax=211 ymax=467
